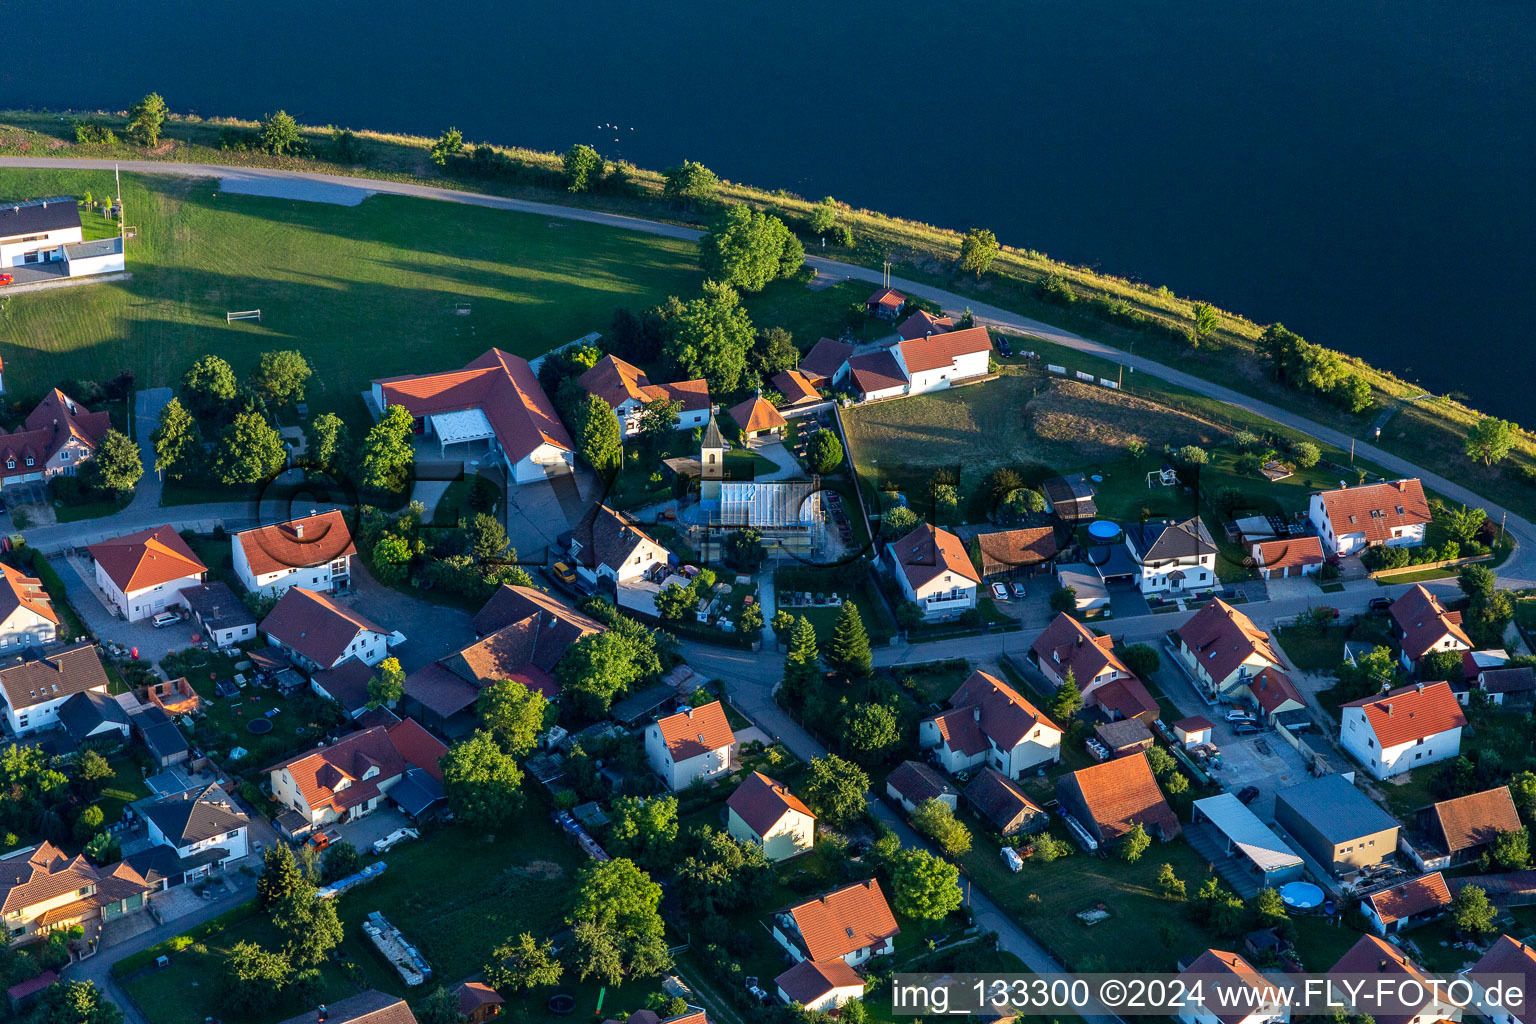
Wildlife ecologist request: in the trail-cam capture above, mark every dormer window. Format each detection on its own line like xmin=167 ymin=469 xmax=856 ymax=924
xmin=5 ymin=460 xmax=12 ymax=470
xmin=24 ymin=457 xmax=33 ymax=467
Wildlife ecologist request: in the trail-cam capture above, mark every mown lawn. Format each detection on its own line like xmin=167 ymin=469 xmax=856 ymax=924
xmin=97 ymin=757 xmax=152 ymax=825
xmin=0 ymin=168 xmax=703 ymax=432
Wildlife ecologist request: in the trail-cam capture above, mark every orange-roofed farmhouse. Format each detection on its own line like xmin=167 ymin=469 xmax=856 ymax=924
xmin=577 ymin=354 xmax=711 ymax=437
xmin=371 ymin=348 xmax=573 ymax=485
xmin=771 ymin=878 xmax=899 ymax=968
xmin=1341 ymin=681 xmax=1465 ymax=779
xmin=919 ymin=670 xmax=1062 ymax=779
xmin=727 ymin=771 xmax=816 ymax=861
xmin=232 ymin=510 xmax=355 ymax=598
xmin=88 ymin=526 xmax=207 ymax=622
xmin=645 ymin=701 xmax=735 ymax=791
xmin=887 ymin=523 xmax=979 ymax=621
xmin=1308 ymin=478 xmax=1431 ymax=558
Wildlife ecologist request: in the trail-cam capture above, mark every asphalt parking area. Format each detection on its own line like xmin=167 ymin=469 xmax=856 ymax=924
xmin=1202 ymin=718 xmax=1311 ymax=822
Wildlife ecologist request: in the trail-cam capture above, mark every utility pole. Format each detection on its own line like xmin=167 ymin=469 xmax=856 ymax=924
xmin=1349 ymin=438 xmax=1355 ymax=464
xmin=115 ymin=162 xmax=123 ymax=244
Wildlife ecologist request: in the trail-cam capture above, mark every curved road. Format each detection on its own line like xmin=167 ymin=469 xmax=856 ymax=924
xmin=3 ymin=156 xmax=1525 ymax=585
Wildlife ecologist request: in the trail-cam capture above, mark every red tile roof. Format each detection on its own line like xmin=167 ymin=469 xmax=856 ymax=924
xmin=785 ymin=879 xmax=900 ymax=962
xmin=728 ymin=771 xmax=814 ymax=837
xmin=727 ymin=395 xmax=787 ymax=434
xmin=0 ymin=640 xmax=110 ymax=711
xmin=234 ymin=510 xmax=356 ymax=578
xmin=0 ymin=389 xmax=110 ymax=484
xmin=771 ymin=369 xmax=821 ymax=407
xmin=1471 ymin=936 xmax=1536 ymax=1024
xmin=0 ymin=563 xmax=58 ymax=626
xmin=1247 ymin=667 xmax=1305 ymax=714
xmin=1316 ymin=479 xmax=1431 ymax=545
xmin=260 ymin=587 xmax=388 ymax=668
xmin=774 ymin=958 xmax=865 ymax=1006
xmin=578 ymin=355 xmax=710 ymax=414
xmin=896 ymin=309 xmax=954 ymax=341
xmin=454 ymin=982 xmax=504 ymax=1015
xmin=1177 ymin=599 xmax=1282 ymax=686
xmin=268 ymin=720 xmax=445 ymax=814
xmin=896 ymin=326 xmax=993 ymax=373
xmin=374 ymin=348 xmax=572 ymax=464
xmin=1366 ymin=872 xmax=1451 ymax=925
xmin=1182 ymin=950 xmax=1285 ymax=1024
xmin=866 ymin=287 xmax=905 ymax=311
xmin=1031 ymin=612 xmax=1129 ymax=686
xmin=1328 ymin=933 xmax=1439 ymax=1024
xmin=891 ymin=522 xmax=980 ymax=589
xmin=1063 ymin=752 xmax=1180 ymax=841
xmin=932 ymin=670 xmax=1060 ymax=753
xmin=89 ymin=526 xmax=206 ymax=594
xmin=976 ymin=528 xmax=1058 ymax=576
xmin=1391 ymin=585 xmax=1472 ymax=663
xmin=0 ymin=841 xmax=98 ymax=915
xmin=1426 ymin=786 xmax=1521 ymax=854
xmin=847 ymin=350 xmax=906 ymax=395
xmin=1253 ymin=536 xmax=1324 ymax=571
xmin=1091 ymin=677 xmax=1160 ymax=722
xmin=655 ymin=701 xmax=734 ymax=761
xmin=1174 ymin=715 xmax=1214 ymax=734
xmin=886 ymin=760 xmax=957 ymax=805
xmin=799 ymin=338 xmax=853 ymax=382
xmin=1341 ymin=681 xmax=1466 ymax=747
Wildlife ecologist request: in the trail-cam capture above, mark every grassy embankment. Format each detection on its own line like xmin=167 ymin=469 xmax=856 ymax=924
xmin=3 ymin=108 xmax=1530 ymax=523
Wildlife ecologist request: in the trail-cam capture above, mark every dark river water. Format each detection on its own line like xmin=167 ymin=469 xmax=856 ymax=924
xmin=7 ymin=1 xmax=1535 ymax=421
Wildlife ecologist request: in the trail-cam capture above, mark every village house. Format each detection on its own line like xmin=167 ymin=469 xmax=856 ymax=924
xmin=56 ymin=689 xmax=130 ymax=750
xmin=1477 ymin=666 xmax=1536 ymax=709
xmin=1175 ymin=600 xmax=1285 ymax=700
xmin=0 ymin=563 xmax=58 ymax=651
xmin=1250 ymin=536 xmax=1325 ymax=579
xmin=568 ymin=503 xmax=670 ymax=587
xmin=371 ymin=348 xmax=573 ymax=484
xmin=1124 ymin=516 xmax=1217 ymax=596
xmin=964 ymin=767 xmax=1048 ymax=837
xmin=1190 ymin=793 xmax=1304 ymax=889
xmin=0 ymin=640 xmax=110 ymax=736
xmin=774 ymin=958 xmax=866 ymax=1014
xmin=920 ymin=670 xmax=1062 ymax=779
xmin=893 ymin=327 xmax=993 ymax=396
xmin=846 ymin=350 xmax=908 ymax=402
xmin=888 ymin=522 xmax=980 ymax=621
xmin=88 ymin=525 xmax=207 ymax=622
xmin=1056 ymin=753 xmax=1181 ymax=845
xmin=726 ymin=771 xmax=816 ymax=862
xmin=1041 ymin=474 xmax=1097 ymax=522
xmin=577 ymin=354 xmax=711 ymax=436
xmin=798 ymin=338 xmax=853 ymax=388
xmin=1173 ymin=716 xmax=1215 ymax=748
xmin=260 ymin=587 xmax=391 ymax=674
xmin=1390 ymin=584 xmax=1472 ymax=671
xmin=1176 ymin=949 xmax=1290 ymax=1024
xmin=772 ymin=878 xmax=900 ymax=967
xmin=1 ymin=196 xmax=82 ymax=267
xmin=0 ymin=389 xmax=111 ymax=489
xmin=267 ymin=718 xmax=446 ymax=831
xmin=1407 ymin=786 xmax=1521 ymax=870
xmin=452 ymin=982 xmax=504 ymax=1024
xmin=1469 ymin=936 xmax=1536 ymax=1024
xmin=1309 ymin=478 xmax=1431 ymax=558
xmin=1030 ymin=612 xmax=1146 ymax=711
xmin=0 ymin=841 xmax=155 ymax=943
xmin=131 ymin=705 xmax=190 ymax=768
xmin=404 ymin=585 xmax=604 ymax=732
xmin=646 ymin=700 xmax=735 ymax=791
xmin=727 ymin=394 xmax=788 ymax=444
xmin=1362 ymin=872 xmax=1452 ymax=936
xmin=885 ymin=760 xmax=958 ymax=813
xmin=865 ymin=287 xmax=905 ymax=319
xmin=1273 ymin=774 xmax=1399 ymax=876
xmin=140 ymin=784 xmax=251 ymax=886
xmin=1244 ymin=667 xmax=1308 ymax=727
xmin=231 ymin=510 xmax=355 ymax=597
xmin=1340 ymin=680 xmax=1465 ymax=779
xmin=180 ymin=581 xmax=257 ymax=648
xmin=310 ymin=659 xmax=379 ymax=720
xmin=1327 ymin=934 xmax=1462 ymax=1024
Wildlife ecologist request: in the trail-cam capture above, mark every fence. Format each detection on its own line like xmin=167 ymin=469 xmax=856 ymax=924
xmin=1367 ymin=552 xmax=1493 ymax=580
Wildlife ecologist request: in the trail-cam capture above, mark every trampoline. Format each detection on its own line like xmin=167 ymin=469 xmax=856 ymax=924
xmin=1280 ymin=881 xmax=1325 ymax=909
xmin=547 ymin=994 xmax=575 ymax=1015
xmin=1086 ymin=520 xmax=1121 ymax=541
xmin=247 ymin=718 xmax=273 ymax=735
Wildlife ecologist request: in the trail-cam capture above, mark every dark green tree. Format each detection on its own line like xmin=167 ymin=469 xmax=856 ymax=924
xmin=151 ymin=397 xmax=201 ymax=480
xmin=700 ymin=204 xmax=798 ymax=292
xmin=1452 ymin=884 xmax=1497 ymax=936
xmin=85 ymin=429 xmax=143 ymax=493
xmin=1120 ymin=822 xmax=1151 ymax=862
xmin=271 ymin=881 xmax=343 ymax=968
xmin=359 ymin=404 xmax=416 ymax=491
xmin=256 ymin=842 xmax=303 ymax=908
xmin=442 ymin=730 xmax=525 ymax=829
xmin=557 ymin=630 xmax=643 ymax=717
xmin=251 ymin=349 xmax=312 ymax=405
xmin=781 ymin=615 xmax=821 ymax=706
xmin=607 ymin=795 xmax=680 ymax=870
xmin=1048 ymin=669 xmax=1082 ymax=724
xmin=751 ymin=326 xmax=799 ymax=378
xmin=1191 ymin=302 xmax=1219 ymax=347
xmin=662 ymin=160 xmax=719 ymax=209
xmin=1465 ymin=417 xmax=1516 ymax=467
xmin=910 ymin=798 xmax=972 ymax=857
xmin=72 ymin=749 xmax=112 ymax=796
xmin=465 ymin=512 xmax=511 ymax=562
xmin=563 ymin=144 xmax=603 ymax=192
xmin=663 ymin=280 xmax=755 ymax=394
xmin=567 ymin=858 xmax=671 ymax=983
xmin=214 ymin=410 xmax=286 ymax=484
xmin=573 ymin=393 xmax=622 ymax=472
xmin=802 ymin=754 xmax=868 ymax=827
xmin=483 ymin=931 xmax=563 ymax=994
xmin=891 ymin=847 xmax=962 ymax=919
xmin=126 ymin=92 xmax=169 ymax=147
xmin=219 ymin=943 xmax=290 ymax=1012
xmin=29 ymin=979 xmax=125 ymax=1024
xmin=807 ymin=429 xmax=844 ymax=474
xmin=1119 ymin=644 xmax=1160 ymax=678
xmin=321 ymin=841 xmax=362 ymax=883
xmin=839 ymin=702 xmax=901 ymax=767
xmin=367 ymin=656 xmax=405 ymax=708
xmin=958 ymin=228 xmax=999 ymax=278
xmin=259 ymin=111 xmax=303 ymax=155
xmin=477 ymin=678 xmax=549 ymax=757
xmin=826 ymin=602 xmax=872 ymax=678
xmin=181 ymin=355 xmax=239 ymax=418
xmin=305 ymin=412 xmax=350 ymax=473
xmin=415 ymin=987 xmax=465 ymax=1024
xmin=429 ymin=127 xmax=465 ymax=166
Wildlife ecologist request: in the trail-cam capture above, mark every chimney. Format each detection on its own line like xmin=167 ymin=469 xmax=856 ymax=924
xmin=973 ymin=707 xmax=981 ymax=722
xmin=1415 ymin=682 xmax=1424 ymax=692
xmin=1396 ymin=480 xmax=1407 ymax=492
xmin=1381 ymin=702 xmax=1393 ymax=716
xmin=1378 ymin=960 xmax=1388 ymax=972
xmin=295 ymin=523 xmax=304 ymax=539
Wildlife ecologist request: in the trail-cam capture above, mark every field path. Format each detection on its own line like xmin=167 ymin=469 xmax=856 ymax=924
xmin=0 ymin=156 xmax=1531 ymax=586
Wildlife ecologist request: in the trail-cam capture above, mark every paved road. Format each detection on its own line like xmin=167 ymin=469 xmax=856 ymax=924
xmin=3 ymin=155 xmax=1526 ymax=587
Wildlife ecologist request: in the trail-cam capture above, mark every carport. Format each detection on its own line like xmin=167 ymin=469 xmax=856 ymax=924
xmin=1189 ymin=792 xmax=1305 ymax=897
xmin=428 ymin=409 xmax=497 ymax=458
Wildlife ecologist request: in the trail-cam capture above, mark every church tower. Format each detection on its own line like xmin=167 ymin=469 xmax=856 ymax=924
xmin=700 ymin=410 xmax=724 ymax=480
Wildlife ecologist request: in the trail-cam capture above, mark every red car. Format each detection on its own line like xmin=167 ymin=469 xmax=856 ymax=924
xmin=0 ymin=274 xmax=12 ymax=286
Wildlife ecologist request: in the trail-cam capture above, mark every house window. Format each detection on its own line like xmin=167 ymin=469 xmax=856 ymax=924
xmin=24 ymin=457 xmax=32 ymax=467
xmin=4 ymin=461 xmax=11 ymax=470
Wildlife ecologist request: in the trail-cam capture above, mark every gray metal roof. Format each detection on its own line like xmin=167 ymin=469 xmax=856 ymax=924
xmin=61 ymin=236 xmax=122 ymax=260
xmin=1275 ymin=774 xmax=1399 ymax=844
xmin=0 ymin=196 xmax=80 ymax=240
xmin=1194 ymin=792 xmax=1303 ymax=874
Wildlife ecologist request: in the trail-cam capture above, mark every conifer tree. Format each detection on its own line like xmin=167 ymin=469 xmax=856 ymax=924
xmin=827 ymin=602 xmax=872 ymax=678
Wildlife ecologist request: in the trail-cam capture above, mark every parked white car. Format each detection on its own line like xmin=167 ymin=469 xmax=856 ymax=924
xmin=990 ymin=583 xmax=1009 ymax=600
